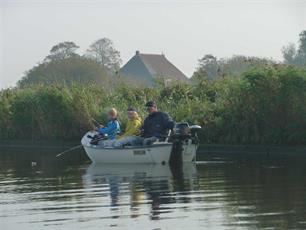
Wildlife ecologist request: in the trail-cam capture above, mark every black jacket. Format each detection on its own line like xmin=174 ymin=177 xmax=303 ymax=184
xmin=142 ymin=111 xmax=175 ymax=138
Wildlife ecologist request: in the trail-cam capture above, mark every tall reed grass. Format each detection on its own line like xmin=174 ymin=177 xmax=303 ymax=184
xmin=1 ymin=65 xmax=306 ymax=144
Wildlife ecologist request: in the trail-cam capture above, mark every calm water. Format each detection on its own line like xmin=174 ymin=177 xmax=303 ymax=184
xmin=1 ymin=147 xmax=306 ymax=229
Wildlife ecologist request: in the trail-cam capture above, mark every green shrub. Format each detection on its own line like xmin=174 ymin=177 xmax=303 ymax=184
xmin=1 ymin=65 xmax=306 ymax=144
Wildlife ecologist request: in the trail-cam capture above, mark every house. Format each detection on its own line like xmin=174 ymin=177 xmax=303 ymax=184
xmin=119 ymin=51 xmax=188 ymax=86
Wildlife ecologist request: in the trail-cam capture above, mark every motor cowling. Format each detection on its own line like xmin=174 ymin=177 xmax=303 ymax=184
xmin=172 ymin=122 xmax=191 ymax=141
xmin=170 ymin=123 xmax=201 ymax=144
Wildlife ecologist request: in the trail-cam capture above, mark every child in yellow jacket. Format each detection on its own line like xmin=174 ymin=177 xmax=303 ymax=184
xmin=113 ymin=107 xmax=142 ymax=148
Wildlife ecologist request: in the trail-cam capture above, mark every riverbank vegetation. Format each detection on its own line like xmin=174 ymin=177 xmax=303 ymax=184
xmin=1 ymin=64 xmax=306 ymax=144
xmin=1 ymin=31 xmax=306 ymax=144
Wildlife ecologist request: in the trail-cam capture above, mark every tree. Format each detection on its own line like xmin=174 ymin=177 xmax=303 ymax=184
xmin=298 ymin=31 xmax=306 ymax=55
xmin=282 ymin=30 xmax=306 ymax=66
xmin=191 ymin=54 xmax=274 ymax=82
xmin=282 ymin=43 xmax=297 ymax=64
xmin=18 ymin=56 xmax=117 ymax=88
xmin=86 ymin=38 xmax=122 ymax=72
xmin=297 ymin=31 xmax=306 ymax=65
xmin=195 ymin=54 xmax=220 ymax=80
xmin=45 ymin=41 xmax=79 ymax=62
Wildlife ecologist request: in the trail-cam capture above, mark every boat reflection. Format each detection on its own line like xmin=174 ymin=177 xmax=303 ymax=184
xmin=83 ymin=163 xmax=197 ymax=220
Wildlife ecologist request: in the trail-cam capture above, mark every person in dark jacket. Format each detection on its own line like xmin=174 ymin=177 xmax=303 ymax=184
xmin=139 ymin=101 xmax=175 ymax=145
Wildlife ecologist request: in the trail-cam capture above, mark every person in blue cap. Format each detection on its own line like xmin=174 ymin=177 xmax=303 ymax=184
xmin=137 ymin=101 xmax=175 ymax=146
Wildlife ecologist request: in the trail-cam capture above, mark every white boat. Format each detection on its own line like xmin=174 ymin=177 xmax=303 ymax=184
xmin=81 ymin=125 xmax=200 ymax=164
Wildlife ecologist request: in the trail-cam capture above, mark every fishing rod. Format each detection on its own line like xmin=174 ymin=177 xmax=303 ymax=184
xmin=56 ymin=144 xmax=83 ymax=158
xmin=91 ymin=118 xmax=103 ymax=128
xmin=56 ymin=118 xmax=105 ymax=158
xmin=56 ymin=135 xmax=107 ymax=158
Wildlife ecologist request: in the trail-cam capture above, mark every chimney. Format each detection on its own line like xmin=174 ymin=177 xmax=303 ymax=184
xmin=135 ymin=50 xmax=140 ymax=55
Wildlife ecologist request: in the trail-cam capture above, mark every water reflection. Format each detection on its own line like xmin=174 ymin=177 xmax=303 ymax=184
xmin=83 ymin=163 xmax=197 ymax=221
xmin=1 ymin=148 xmax=306 ymax=229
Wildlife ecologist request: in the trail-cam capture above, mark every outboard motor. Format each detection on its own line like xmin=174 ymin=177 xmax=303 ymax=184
xmin=169 ymin=122 xmax=201 ymax=165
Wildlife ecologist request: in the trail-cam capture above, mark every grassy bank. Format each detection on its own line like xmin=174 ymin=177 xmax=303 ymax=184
xmin=1 ymin=65 xmax=306 ymax=144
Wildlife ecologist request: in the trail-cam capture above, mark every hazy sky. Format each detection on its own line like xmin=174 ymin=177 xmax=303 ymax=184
xmin=1 ymin=0 xmax=305 ymax=88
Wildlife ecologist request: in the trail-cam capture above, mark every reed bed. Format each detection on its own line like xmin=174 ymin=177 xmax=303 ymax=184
xmin=1 ymin=65 xmax=306 ymax=144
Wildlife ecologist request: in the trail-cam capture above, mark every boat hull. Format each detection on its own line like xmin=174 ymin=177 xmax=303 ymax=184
xmin=83 ymin=144 xmax=173 ymax=164
xmin=81 ymin=132 xmax=197 ymax=164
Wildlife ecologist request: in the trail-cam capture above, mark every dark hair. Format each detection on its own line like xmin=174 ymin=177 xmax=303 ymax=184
xmin=145 ymin=101 xmax=157 ymax=107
